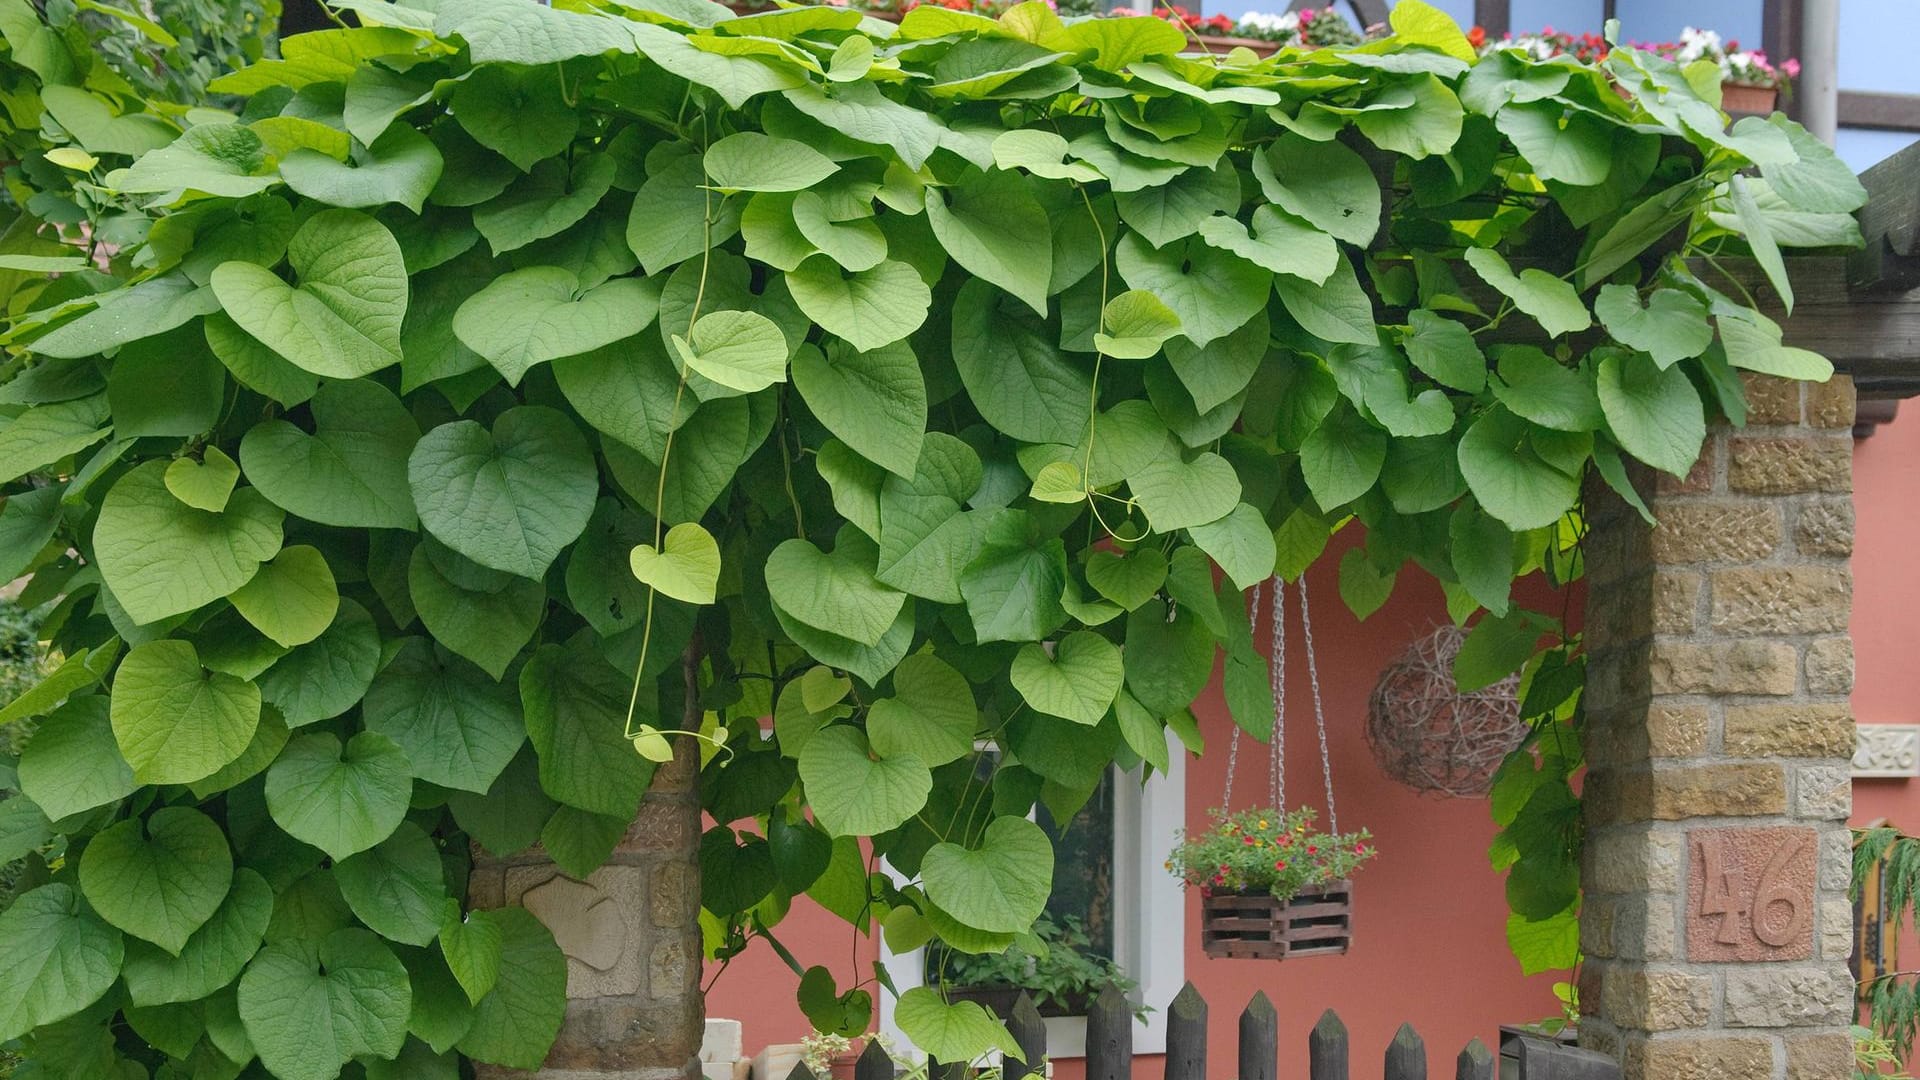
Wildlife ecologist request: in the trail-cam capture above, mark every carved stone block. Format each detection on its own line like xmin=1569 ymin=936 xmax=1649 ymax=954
xmin=1854 ymin=724 xmax=1920 ymax=778
xmin=505 ymin=865 xmax=649 ymax=998
xmin=1685 ymin=827 xmax=1816 ymax=962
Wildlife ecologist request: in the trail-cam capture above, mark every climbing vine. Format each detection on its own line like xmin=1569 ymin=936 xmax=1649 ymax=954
xmin=0 ymin=0 xmax=1865 ymax=1073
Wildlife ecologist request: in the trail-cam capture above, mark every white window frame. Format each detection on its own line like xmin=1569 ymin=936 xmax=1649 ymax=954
xmin=877 ymin=755 xmax=1187 ymax=1060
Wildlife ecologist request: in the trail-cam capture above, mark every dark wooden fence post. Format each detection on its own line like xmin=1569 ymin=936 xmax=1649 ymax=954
xmin=1238 ymin=991 xmax=1278 ymax=1080
xmin=855 ymin=1038 xmax=893 ymax=1080
xmin=1385 ymin=1023 xmax=1426 ymax=1080
xmin=1456 ymin=1038 xmax=1494 ymax=1080
xmin=1164 ymin=982 xmax=1207 ymax=1080
xmin=1086 ymin=984 xmax=1133 ymax=1080
xmin=784 ymin=1065 xmax=818 ymax=1080
xmin=1308 ymin=1009 xmax=1349 ymax=1080
xmin=1004 ymin=993 xmax=1046 ymax=1080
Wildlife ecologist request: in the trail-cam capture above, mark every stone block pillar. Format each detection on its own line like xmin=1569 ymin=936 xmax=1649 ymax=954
xmin=469 ymin=739 xmax=705 ymax=1080
xmin=1579 ymin=375 xmax=1858 ymax=1079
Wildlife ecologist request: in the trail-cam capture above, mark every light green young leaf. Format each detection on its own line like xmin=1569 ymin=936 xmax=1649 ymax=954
xmin=409 ymin=406 xmax=598 ymax=580
xmin=1717 ymin=313 xmax=1835 ymax=381
xmin=1457 ymin=408 xmax=1581 ymax=531
xmin=1115 ymin=232 xmax=1269 ymax=349
xmin=0 ymin=884 xmax=124 ymax=1041
xmin=1094 ymin=290 xmax=1181 ymax=360
xmin=991 ymin=129 xmax=1101 ymax=182
xmin=630 ymin=521 xmax=722 ymax=605
xmin=438 ymin=905 xmax=505 ymax=1005
xmin=163 ymin=446 xmax=240 ymax=513
xmin=1010 ymin=631 xmax=1123 ymax=726
xmin=116 ymin=123 xmax=278 ymax=198
xmin=672 ymin=310 xmax=790 ymax=393
xmin=703 ymin=131 xmax=839 ymax=192
xmin=212 ymin=210 xmax=407 ymax=379
xmin=265 ymin=732 xmax=414 ymax=861
xmin=1401 ymin=309 xmax=1486 ymax=392
xmin=1728 ymin=174 xmax=1794 ymax=314
xmin=798 ymin=726 xmax=931 ymax=837
xmin=0 ymin=395 xmax=111 ymax=484
xmin=1273 ymin=253 xmax=1377 ymax=346
xmin=867 ymin=653 xmax=976 ymax=766
xmin=1028 ymin=461 xmax=1085 ymax=504
xmin=111 ymin=639 xmax=261 ymax=785
xmin=792 ymin=191 xmax=887 ymax=272
xmin=80 ymin=807 xmax=232 ymax=955
xmin=1489 ymin=347 xmax=1603 ymax=432
xmin=1463 ymin=247 xmax=1590 ymax=338
xmin=281 ymin=123 xmax=444 ymax=212
xmin=229 ymin=545 xmax=338 ymax=648
xmin=453 ymin=267 xmax=661 ymax=386
xmin=237 ymin=928 xmax=411 ymax=1080
xmin=18 ymin=697 xmax=134 ymax=821
xmin=1188 ymin=503 xmax=1278 ymax=590
xmin=1196 ymin=206 xmax=1337 ymax=284
xmin=1593 ymin=286 xmax=1712 ymax=369
xmin=1595 ymin=350 xmax=1705 ymax=478
xmin=894 ymin=989 xmax=1024 ymax=1063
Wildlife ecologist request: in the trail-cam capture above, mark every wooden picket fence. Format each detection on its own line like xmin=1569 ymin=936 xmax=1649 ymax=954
xmin=792 ymin=983 xmax=1619 ymax=1080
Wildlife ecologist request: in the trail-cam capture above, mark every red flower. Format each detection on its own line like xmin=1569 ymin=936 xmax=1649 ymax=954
xmin=1354 ymin=842 xmax=1368 ymax=854
xmin=1274 ymin=859 xmax=1288 ymax=870
xmin=1243 ymin=835 xmax=1257 ymax=846
xmin=1306 ymin=845 xmax=1318 ymax=855
xmin=1467 ymin=25 xmax=1485 ymax=48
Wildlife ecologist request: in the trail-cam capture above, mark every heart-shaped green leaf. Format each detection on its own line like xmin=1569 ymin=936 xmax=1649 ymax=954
xmin=921 ymin=816 xmax=1054 ymax=933
xmin=335 ymin=821 xmax=447 ymax=946
xmin=281 ymin=123 xmax=444 ymax=212
xmin=237 ymin=928 xmax=411 ymax=1080
xmin=94 ymin=460 xmax=284 ymax=625
xmin=264 ymin=732 xmax=413 ymax=861
xmin=229 ymin=544 xmax=339 ymax=648
xmin=211 ymin=209 xmax=408 ymax=379
xmin=925 ymin=168 xmax=1052 ymax=316
xmin=895 ymin=988 xmax=1023 ymax=1063
xmin=1085 ymin=547 xmax=1167 ymax=611
xmin=1253 ymin=132 xmax=1381 ymax=246
xmin=472 ymin=154 xmax=615 ymax=255
xmin=629 ymin=521 xmax=721 ymax=605
xmin=408 ymin=406 xmax=598 ymax=580
xmin=703 ymin=131 xmax=839 ymax=193
xmin=1196 ymin=205 xmax=1337 ymax=284
xmin=121 ymin=867 xmax=272 ymax=1007
xmin=1094 ymin=289 xmax=1181 ymax=360
xmin=453 ymin=907 xmax=566 ymax=1070
xmin=671 ymin=310 xmax=790 ymax=393
xmin=17 ymin=697 xmax=134 ymax=821
xmin=452 ymin=266 xmax=660 ymax=385
xmin=438 ymin=903 xmax=504 ymax=1005
xmin=1028 ymin=460 xmax=1086 ymax=503
xmin=110 ymin=639 xmax=261 ymax=786
xmin=1010 ymin=631 xmax=1123 ymax=725
xmin=80 ymin=807 xmax=232 ymax=955
xmin=364 ymin=637 xmax=525 ymax=793
xmin=1129 ymin=451 xmax=1240 ymax=532
xmin=1189 ymin=503 xmax=1278 ymax=590
xmin=0 ymin=884 xmax=124 ymax=1041
xmin=790 ymin=338 xmax=927 ymax=479
xmin=866 ymin=653 xmax=975 ymax=766
xmin=767 ymin=537 xmax=908 ymax=648
xmin=1595 ymin=350 xmax=1706 ymax=478
xmin=520 ymin=638 xmax=657 ymax=818
xmin=1464 ymin=247 xmax=1591 ymax=338
xmin=1116 ymin=232 xmax=1269 ymax=348
xmin=239 ymin=378 xmax=420 ymax=529
xmin=796 ymin=726 xmax=930 ymax=837
xmin=1594 ymin=285 xmax=1712 ymax=369
xmin=1716 ymin=313 xmax=1836 ymax=381
xmin=163 ymin=447 xmax=240 ymax=513
xmin=1401 ymin=309 xmax=1487 ymax=392
xmin=785 ymin=257 xmax=931 ymax=353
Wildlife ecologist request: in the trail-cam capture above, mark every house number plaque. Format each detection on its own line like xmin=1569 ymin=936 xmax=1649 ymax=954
xmin=1685 ymin=827 xmax=1815 ymax=961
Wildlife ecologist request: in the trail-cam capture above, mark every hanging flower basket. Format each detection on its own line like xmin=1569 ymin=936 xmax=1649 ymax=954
xmin=1200 ymin=880 xmax=1355 ymax=960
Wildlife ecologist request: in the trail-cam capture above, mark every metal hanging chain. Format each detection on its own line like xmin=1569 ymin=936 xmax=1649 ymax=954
xmin=1222 ymin=578 xmax=1258 ymax=812
xmin=1296 ymin=573 xmax=1339 ymax=835
xmin=1267 ymin=575 xmax=1286 ymax=810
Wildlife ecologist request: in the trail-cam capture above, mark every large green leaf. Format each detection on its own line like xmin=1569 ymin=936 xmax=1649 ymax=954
xmin=17 ymin=696 xmax=134 ymax=822
xmin=364 ymin=637 xmax=523 ymax=793
xmin=111 ymin=639 xmax=261 ymax=785
xmin=951 ymin=279 xmax=1090 ymax=445
xmin=1595 ymin=350 xmax=1705 ymax=478
xmin=921 ymin=816 xmax=1053 ymax=933
xmin=926 ymin=169 xmax=1052 ymax=316
xmin=408 ymin=541 xmax=545 ymax=680
xmin=335 ymin=822 xmax=447 ymax=947
xmin=1189 ymin=503 xmax=1277 ymax=590
xmin=122 ymin=868 xmax=273 ymax=1006
xmin=229 ymin=545 xmax=338 ymax=648
xmin=552 ymin=333 xmax=689 ymax=462
xmin=0 ymin=884 xmax=124 ymax=1041
xmin=797 ymin=725 xmax=930 ymax=837
xmin=792 ymin=339 xmax=927 ymax=479
xmin=256 ymin=598 xmax=382 ymax=727
xmin=1495 ymin=102 xmax=1612 ymax=186
xmin=893 ymin=989 xmax=1023 ymax=1063
xmin=704 ymin=131 xmax=839 ymax=193
xmin=520 ymin=637 xmax=656 ymax=818
xmin=1115 ymin=232 xmax=1268 ymax=349
xmin=452 ymin=267 xmax=660 ymax=386
xmin=1196 ymin=205 xmax=1336 ymax=284
xmin=1489 ymin=347 xmax=1603 ymax=432
xmin=80 ymin=807 xmax=232 ymax=955
xmin=767 ymin=537 xmax=907 ymax=649
xmin=94 ymin=461 xmax=284 ymax=625
xmin=1274 ymin=253 xmax=1377 ymax=346
xmin=1300 ymin=401 xmax=1388 ymax=510
xmin=237 ymin=928 xmax=411 ymax=1080
xmin=453 ymin=907 xmax=566 ymax=1070
xmin=239 ymin=378 xmax=419 ymax=529
xmin=0 ymin=396 xmax=111 ymax=484
xmin=264 ymin=732 xmax=413 ymax=861
xmin=672 ymin=309 xmax=790 ymax=393
xmin=1593 ymin=286 xmax=1712 ymax=369
xmin=211 ymin=210 xmax=408 ymax=379
xmin=1010 ymin=631 xmax=1122 ymax=725
xmin=1463 ymin=248 xmax=1590 ymax=338
xmin=474 ymin=155 xmax=615 ymax=255
xmin=866 ymin=653 xmax=976 ymax=767
xmin=1457 ymin=408 xmax=1581 ymax=531
xmin=408 ymin=406 xmax=598 ymax=579
xmin=446 ymin=61 xmax=580 ymax=166
xmin=282 ymin=123 xmax=444 ymax=212
xmin=785 ymin=257 xmax=931 ymax=353
xmin=1253 ymin=132 xmax=1380 ymax=246
xmin=1716 ymin=314 xmax=1836 ymax=381
xmin=1129 ymin=451 xmax=1239 ymax=532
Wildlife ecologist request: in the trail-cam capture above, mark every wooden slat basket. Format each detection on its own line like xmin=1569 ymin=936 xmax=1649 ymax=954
xmin=1199 ymin=880 xmax=1353 ymax=960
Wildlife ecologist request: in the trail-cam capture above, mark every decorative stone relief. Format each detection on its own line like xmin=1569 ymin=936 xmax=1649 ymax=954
xmin=1686 ymin=827 xmax=1816 ymax=962
xmin=505 ymin=865 xmax=649 ymax=998
xmin=1853 ymin=724 xmax=1920 ymax=778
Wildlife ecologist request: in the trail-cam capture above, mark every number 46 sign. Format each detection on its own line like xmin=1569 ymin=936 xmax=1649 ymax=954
xmin=1686 ymin=827 xmax=1816 ymax=962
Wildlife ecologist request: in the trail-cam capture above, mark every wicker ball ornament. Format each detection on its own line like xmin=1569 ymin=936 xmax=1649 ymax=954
xmin=1365 ymin=625 xmax=1527 ymax=797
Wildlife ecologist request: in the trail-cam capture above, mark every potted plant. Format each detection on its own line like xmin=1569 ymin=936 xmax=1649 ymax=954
xmin=800 ymin=1032 xmax=865 ymax=1080
xmin=1151 ymin=4 xmax=1362 ymax=59
xmin=1643 ymin=27 xmax=1797 ymax=114
xmin=936 ymin=914 xmax=1144 ymax=1019
xmin=1166 ymin=807 xmax=1375 ymax=960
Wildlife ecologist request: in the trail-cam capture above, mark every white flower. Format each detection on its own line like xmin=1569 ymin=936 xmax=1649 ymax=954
xmin=1237 ymin=10 xmax=1299 ymax=35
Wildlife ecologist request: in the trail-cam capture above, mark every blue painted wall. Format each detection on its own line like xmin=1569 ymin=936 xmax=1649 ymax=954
xmin=1193 ymin=0 xmax=1917 ymax=171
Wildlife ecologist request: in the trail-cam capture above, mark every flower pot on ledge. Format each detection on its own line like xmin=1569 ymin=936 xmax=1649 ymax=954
xmin=1183 ymin=33 xmax=1281 ymax=58
xmin=1720 ymin=82 xmax=1778 ymax=115
xmin=1198 ymin=879 xmax=1354 ymax=960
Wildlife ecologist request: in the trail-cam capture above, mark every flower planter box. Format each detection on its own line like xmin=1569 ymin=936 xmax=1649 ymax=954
xmin=1720 ymin=82 xmax=1778 ymax=115
xmin=1198 ymin=880 xmax=1353 ymax=960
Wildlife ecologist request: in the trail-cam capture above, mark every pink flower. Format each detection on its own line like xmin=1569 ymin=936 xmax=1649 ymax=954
xmin=1355 ymin=843 xmax=1368 ymax=854
xmin=1784 ymin=58 xmax=1801 ymax=78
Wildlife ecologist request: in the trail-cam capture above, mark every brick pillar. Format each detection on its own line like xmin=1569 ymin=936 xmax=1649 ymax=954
xmin=468 ymin=736 xmax=705 ymax=1080
xmin=1579 ymin=375 xmax=1858 ymax=1080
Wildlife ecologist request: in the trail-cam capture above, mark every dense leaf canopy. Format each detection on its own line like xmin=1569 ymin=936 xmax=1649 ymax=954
xmin=0 ymin=0 xmax=1861 ymax=1072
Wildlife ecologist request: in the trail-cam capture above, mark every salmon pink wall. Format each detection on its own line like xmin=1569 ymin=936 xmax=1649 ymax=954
xmin=709 ymin=406 xmax=1920 ymax=1074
